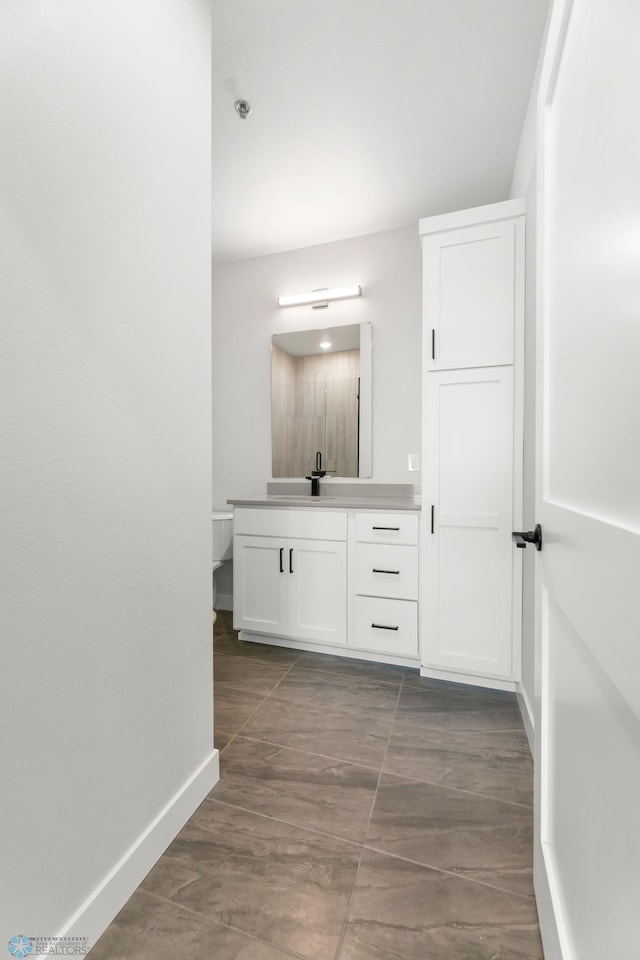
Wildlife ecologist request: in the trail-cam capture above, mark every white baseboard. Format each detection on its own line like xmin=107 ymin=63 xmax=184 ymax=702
xmin=419 ymin=665 xmax=516 ymax=692
xmin=215 ymin=593 xmax=233 ymax=611
xmin=534 ymin=842 xmax=567 ymax=960
xmin=54 ymin=750 xmax=219 ymax=955
xmin=238 ymin=630 xmax=420 ymax=668
xmin=516 ymin=685 xmax=535 ymax=753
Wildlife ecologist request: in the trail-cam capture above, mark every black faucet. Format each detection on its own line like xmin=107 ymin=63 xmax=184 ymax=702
xmin=305 ymin=451 xmax=326 ymax=496
xmin=305 ymin=475 xmax=321 ymax=496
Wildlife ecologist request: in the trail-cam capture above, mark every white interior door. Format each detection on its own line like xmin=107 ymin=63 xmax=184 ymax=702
xmin=535 ymin=2 xmax=640 ymax=957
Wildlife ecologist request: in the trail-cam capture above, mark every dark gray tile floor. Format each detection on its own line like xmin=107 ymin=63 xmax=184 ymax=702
xmin=90 ymin=611 xmax=542 ymax=959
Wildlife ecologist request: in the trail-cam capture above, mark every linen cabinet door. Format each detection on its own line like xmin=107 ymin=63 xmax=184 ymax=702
xmin=288 ymin=538 xmax=347 ymax=645
xmin=233 ymin=535 xmax=288 ymax=636
xmin=423 ymin=217 xmax=522 ymax=370
xmin=422 ymin=367 xmax=515 ymax=679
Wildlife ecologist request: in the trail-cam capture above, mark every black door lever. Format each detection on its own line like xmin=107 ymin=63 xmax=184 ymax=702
xmin=511 ymin=525 xmax=542 ymax=550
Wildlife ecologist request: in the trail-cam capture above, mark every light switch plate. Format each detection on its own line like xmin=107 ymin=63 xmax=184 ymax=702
xmin=408 ymin=453 xmax=419 ymax=472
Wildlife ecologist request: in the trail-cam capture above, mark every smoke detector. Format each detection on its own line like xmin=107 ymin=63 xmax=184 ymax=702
xmin=234 ymin=99 xmax=251 ymax=120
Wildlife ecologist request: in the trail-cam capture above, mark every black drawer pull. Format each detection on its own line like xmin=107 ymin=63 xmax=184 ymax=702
xmin=372 ymin=568 xmax=400 ymax=575
xmin=371 ymin=623 xmax=399 ymax=631
xmin=289 ymin=548 xmax=294 ymax=573
xmin=372 ymin=526 xmax=400 ymax=531
xmin=279 ymin=547 xmax=284 ymax=573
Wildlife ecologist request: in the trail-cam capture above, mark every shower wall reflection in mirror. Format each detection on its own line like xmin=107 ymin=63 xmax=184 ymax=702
xmin=271 ymin=322 xmax=372 ymax=479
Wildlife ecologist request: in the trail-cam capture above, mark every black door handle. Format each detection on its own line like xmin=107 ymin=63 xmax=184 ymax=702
xmin=279 ymin=547 xmax=284 ymax=572
xmin=512 ymin=524 xmax=542 ymax=550
xmin=289 ymin=548 xmax=294 ymax=573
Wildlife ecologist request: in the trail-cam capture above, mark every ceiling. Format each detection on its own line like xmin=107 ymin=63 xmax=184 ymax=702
xmin=212 ymin=0 xmax=548 ymax=263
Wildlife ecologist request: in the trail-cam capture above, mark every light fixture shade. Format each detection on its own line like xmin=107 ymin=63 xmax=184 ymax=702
xmin=277 ymin=284 xmax=362 ymax=308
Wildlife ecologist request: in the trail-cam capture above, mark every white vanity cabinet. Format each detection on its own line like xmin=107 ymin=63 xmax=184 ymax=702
xmin=231 ymin=502 xmax=421 ymax=665
xmin=350 ymin=513 xmax=419 ymax=658
xmin=420 ymin=199 xmax=524 ymax=688
xmin=233 ymin=508 xmax=347 ymax=646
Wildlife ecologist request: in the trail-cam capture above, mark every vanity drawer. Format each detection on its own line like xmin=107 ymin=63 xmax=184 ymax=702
xmin=355 ymin=543 xmax=418 ymax=600
xmin=353 ymin=596 xmax=418 ymax=656
xmin=234 ymin=507 xmax=347 ymax=541
xmin=355 ymin=512 xmax=419 ymax=545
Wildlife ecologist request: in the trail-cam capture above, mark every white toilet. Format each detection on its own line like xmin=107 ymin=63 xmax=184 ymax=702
xmin=212 ymin=511 xmax=233 ymax=609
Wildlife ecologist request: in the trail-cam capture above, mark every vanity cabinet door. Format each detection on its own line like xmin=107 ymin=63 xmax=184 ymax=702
xmin=233 ymin=532 xmax=347 ymax=645
xmin=288 ymin=538 xmax=347 ymax=645
xmin=233 ymin=535 xmax=288 ymax=636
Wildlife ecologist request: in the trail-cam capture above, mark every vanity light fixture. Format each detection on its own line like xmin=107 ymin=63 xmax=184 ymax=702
xmin=277 ymin=284 xmax=362 ymax=309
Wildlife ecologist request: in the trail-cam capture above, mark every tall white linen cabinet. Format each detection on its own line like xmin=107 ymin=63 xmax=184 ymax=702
xmin=419 ymin=199 xmax=525 ymax=690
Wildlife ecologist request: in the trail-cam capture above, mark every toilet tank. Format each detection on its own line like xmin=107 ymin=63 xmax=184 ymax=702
xmin=212 ymin=511 xmax=233 ymax=563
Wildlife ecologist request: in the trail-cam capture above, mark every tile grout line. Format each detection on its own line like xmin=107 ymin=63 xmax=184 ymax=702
xmin=333 ymin=670 xmax=406 ymax=960
xmin=365 ymin=677 xmax=536 ymax=904
xmin=136 ymin=888 xmax=309 ymax=960
xmin=276 ymin=661 xmax=411 ymax=688
xmin=203 ymin=795 xmax=364 ymax=851
xmin=207 ymin=780 xmax=535 ymax=903
xmin=246 ymin=686 xmax=402 ymax=722
xmin=217 ymin=717 xmax=532 ymax=810
xmin=215 ymin=646 xmax=409 ymax=688
xmin=214 ymin=626 xmax=537 ymax=953
xmin=370 ymin=764 xmax=535 ymax=810
xmin=213 ymin=647 xmax=304 ymax=750
xmin=213 ymin=641 xmax=385 ymax=960
xmin=359 ymin=843 xmax=537 ymax=902
xmin=214 ymin=689 xmax=271 ymax=751
xmin=216 ymin=729 xmax=388 ymax=775
xmin=219 ymin=686 xmax=530 ymax=788
xmin=215 ymin=678 xmax=532 ymax=809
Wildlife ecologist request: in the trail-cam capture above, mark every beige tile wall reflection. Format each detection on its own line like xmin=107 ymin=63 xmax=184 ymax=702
xmin=272 ymin=346 xmax=360 ymax=477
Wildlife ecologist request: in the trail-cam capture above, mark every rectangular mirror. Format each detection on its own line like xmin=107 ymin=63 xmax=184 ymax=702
xmin=271 ymin=322 xmax=372 ymax=478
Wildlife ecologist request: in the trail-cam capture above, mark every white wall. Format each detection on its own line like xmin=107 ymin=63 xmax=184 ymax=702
xmin=212 ymin=226 xmax=422 ymax=602
xmin=0 ymin=0 xmax=215 ymax=949
xmin=510 ymin=2 xmax=550 ymax=200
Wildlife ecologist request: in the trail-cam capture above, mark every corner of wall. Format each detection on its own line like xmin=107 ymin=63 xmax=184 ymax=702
xmin=509 ymin=4 xmax=552 ymax=199
xmin=61 ymin=753 xmax=219 ymax=951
